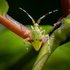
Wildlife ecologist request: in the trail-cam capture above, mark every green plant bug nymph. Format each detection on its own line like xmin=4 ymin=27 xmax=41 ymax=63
xmin=19 ymin=8 xmax=58 ymax=51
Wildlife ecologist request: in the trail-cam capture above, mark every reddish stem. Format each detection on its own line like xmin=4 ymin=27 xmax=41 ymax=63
xmin=60 ymin=0 xmax=70 ymax=15
xmin=0 ymin=15 xmax=32 ymax=41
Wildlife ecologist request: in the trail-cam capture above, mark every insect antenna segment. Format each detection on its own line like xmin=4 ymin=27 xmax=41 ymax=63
xmin=37 ymin=9 xmax=58 ymax=24
xmin=19 ymin=7 xmax=35 ymax=25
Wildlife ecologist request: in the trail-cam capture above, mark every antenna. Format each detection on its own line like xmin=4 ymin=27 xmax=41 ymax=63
xmin=19 ymin=8 xmax=35 ymax=25
xmin=37 ymin=9 xmax=58 ymax=24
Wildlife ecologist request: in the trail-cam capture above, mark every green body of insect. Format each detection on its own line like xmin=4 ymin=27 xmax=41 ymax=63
xmin=31 ymin=23 xmax=46 ymax=51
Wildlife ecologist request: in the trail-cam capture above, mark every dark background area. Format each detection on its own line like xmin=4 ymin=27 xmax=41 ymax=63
xmin=7 ymin=0 xmax=62 ymax=25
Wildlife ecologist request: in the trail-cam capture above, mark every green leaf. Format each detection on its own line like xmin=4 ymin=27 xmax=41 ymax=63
xmin=0 ymin=24 xmax=6 ymax=32
xmin=43 ymin=42 xmax=70 ymax=70
xmin=0 ymin=28 xmax=33 ymax=70
xmin=0 ymin=0 xmax=9 ymax=16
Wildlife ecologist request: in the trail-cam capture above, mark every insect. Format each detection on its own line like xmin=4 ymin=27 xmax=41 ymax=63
xmin=20 ymin=8 xmax=58 ymax=51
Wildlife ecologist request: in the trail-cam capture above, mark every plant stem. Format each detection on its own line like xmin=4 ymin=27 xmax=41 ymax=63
xmin=0 ymin=15 xmax=32 ymax=41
